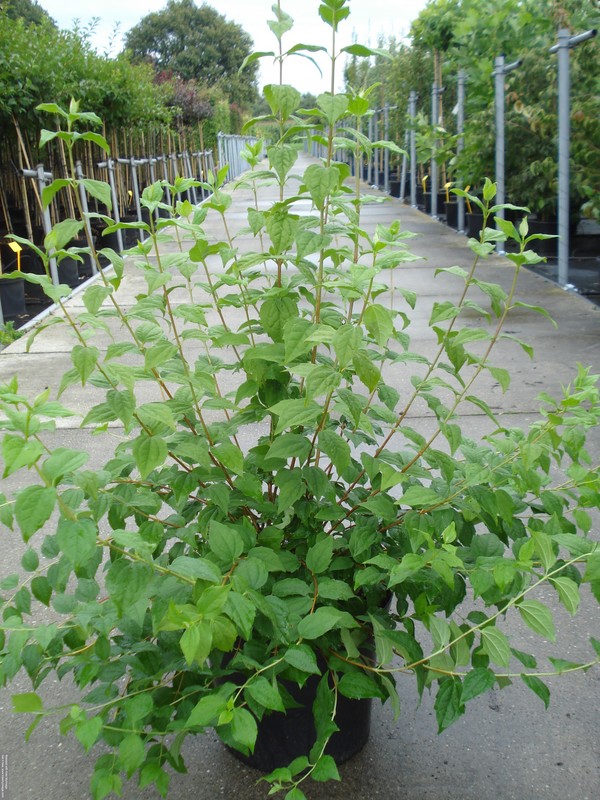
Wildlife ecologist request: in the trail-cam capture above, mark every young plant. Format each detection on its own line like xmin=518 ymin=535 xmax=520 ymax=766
xmin=1 ymin=3 xmax=599 ymax=800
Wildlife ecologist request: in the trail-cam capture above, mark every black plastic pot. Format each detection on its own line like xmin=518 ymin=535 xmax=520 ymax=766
xmin=445 ymin=201 xmax=458 ymax=230
xmin=424 ymin=192 xmax=449 ymax=215
xmin=0 ymin=275 xmax=26 ymax=321
xmin=526 ymin=219 xmax=558 ymax=258
xmin=389 ymin=180 xmax=401 ymax=198
xmin=57 ymin=257 xmax=80 ymax=289
xmin=466 ymin=211 xmax=484 ymax=239
xmin=225 ymin=668 xmax=373 ymax=772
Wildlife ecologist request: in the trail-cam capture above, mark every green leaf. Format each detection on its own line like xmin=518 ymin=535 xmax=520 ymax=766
xmin=12 ymin=692 xmax=43 ymax=713
xmin=520 ymin=674 xmax=550 ymax=709
xmin=285 ymin=788 xmax=307 ymax=800
xmin=284 ymin=645 xmax=321 ymax=674
xmin=333 ymin=324 xmax=362 ymax=367
xmin=225 ymin=592 xmax=256 ymax=639
xmin=83 ymin=284 xmax=112 ymax=315
xmin=246 ymin=676 xmax=285 ymax=711
xmin=461 ymin=668 xmax=495 ymax=702
xmin=306 ymin=536 xmax=334 ymax=574
xmin=132 ymin=434 xmax=168 ymax=479
xmin=284 ymin=318 xmax=316 ymax=362
xmin=180 ymin=621 xmax=213 ymax=666
xmin=318 ymin=1 xmax=350 ymax=30
xmin=14 ymin=486 xmax=56 ymax=541
xmin=56 ymin=518 xmax=98 ymax=567
xmin=270 ymin=399 xmax=322 ymax=434
xmin=75 ymin=715 xmax=103 ymax=752
xmin=401 ymin=485 xmax=440 ymax=508
xmin=212 ymin=441 xmax=244 ymax=475
xmin=144 ymin=341 xmax=178 ymax=371
xmin=518 ymin=600 xmax=556 ymax=642
xmin=230 ymin=707 xmax=258 ymax=751
xmin=275 ymin=469 xmax=305 ymax=512
xmin=2 ymin=435 xmax=44 ymax=477
xmin=263 ymin=84 xmax=301 ymax=120
xmin=311 ymin=753 xmax=341 ymax=782
xmin=266 ymin=208 xmax=298 ymax=254
xmin=316 ymin=93 xmax=349 ymax=125
xmin=550 ymin=577 xmax=580 ymax=616
xmin=31 ymin=576 xmax=52 ymax=605
xmin=267 ymin=143 xmax=300 ymax=182
xmin=169 ymin=556 xmax=221 ymax=583
xmin=45 ymin=218 xmax=84 ymax=252
xmin=81 ymin=179 xmax=112 ymax=210
xmin=338 ymin=671 xmax=384 ymax=700
xmin=510 ymin=648 xmax=538 ymax=672
xmin=317 ymin=429 xmax=350 ymax=475
xmin=353 ymin=350 xmax=380 ymax=392
xmin=297 ymin=607 xmax=341 ymax=639
xmin=481 ymin=627 xmax=511 ymax=667
xmin=266 ymin=434 xmax=311 ymax=463
xmin=434 ymin=677 xmax=464 ymax=732
xmin=71 ymin=345 xmax=99 ymax=384
xmin=118 ymin=734 xmax=145 ymax=778
xmin=21 ymin=548 xmax=39 ymax=572
xmin=187 ymin=694 xmax=228 ymax=728
xmin=208 ymin=520 xmax=244 ymax=566
xmin=260 ymin=295 xmax=298 ymax=341
xmin=42 ymin=448 xmax=89 ymax=485
xmin=364 ymin=304 xmax=394 ymax=347
xmin=41 ymin=179 xmax=71 ymax=210
xmin=303 ymin=164 xmax=339 ymax=210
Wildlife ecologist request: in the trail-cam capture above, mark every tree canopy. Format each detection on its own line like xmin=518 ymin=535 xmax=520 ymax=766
xmin=124 ymin=0 xmax=258 ymax=107
xmin=1 ymin=0 xmax=54 ymax=26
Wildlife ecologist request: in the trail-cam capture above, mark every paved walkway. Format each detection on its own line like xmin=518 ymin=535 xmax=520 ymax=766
xmin=1 ymin=153 xmax=600 ymax=799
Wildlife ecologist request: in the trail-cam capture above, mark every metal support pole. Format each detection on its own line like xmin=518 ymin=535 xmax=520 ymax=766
xmin=384 ymin=103 xmax=390 ymax=194
xmin=373 ymin=111 xmax=379 ymax=186
xmin=457 ymin=70 xmax=466 ymax=234
xmin=97 ymin=159 xmax=123 ymax=253
xmin=549 ymin=27 xmax=597 ymax=287
xmin=409 ymin=91 xmax=417 ymax=208
xmin=367 ymin=116 xmax=374 ymax=185
xmin=21 ymin=165 xmax=59 ymax=285
xmin=400 ymin=123 xmax=409 ymax=202
xmin=75 ymin=162 xmax=98 ymax=275
xmin=431 ymin=83 xmax=439 ymax=219
xmin=494 ymin=55 xmax=521 ymax=253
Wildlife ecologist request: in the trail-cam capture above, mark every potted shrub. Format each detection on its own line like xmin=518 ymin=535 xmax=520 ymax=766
xmin=1 ymin=4 xmax=600 ymax=800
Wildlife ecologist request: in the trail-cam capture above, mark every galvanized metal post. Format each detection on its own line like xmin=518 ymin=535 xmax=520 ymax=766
xmin=409 ymin=91 xmax=417 ymax=207
xmin=494 ymin=55 xmax=521 ymax=253
xmin=431 ymin=82 xmax=439 ymax=219
xmin=384 ymin=103 xmax=390 ymax=194
xmin=75 ymin=161 xmax=97 ymax=275
xmin=21 ymin=165 xmax=59 ymax=285
xmin=97 ymin=159 xmax=123 ymax=253
xmin=549 ymin=27 xmax=597 ymax=287
xmin=373 ymin=110 xmax=379 ymax=186
xmin=367 ymin=115 xmax=374 ymax=185
xmin=400 ymin=123 xmax=409 ymax=202
xmin=457 ymin=70 xmax=466 ymax=234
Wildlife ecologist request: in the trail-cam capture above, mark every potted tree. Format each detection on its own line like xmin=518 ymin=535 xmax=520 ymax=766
xmin=1 ymin=4 xmax=600 ymax=800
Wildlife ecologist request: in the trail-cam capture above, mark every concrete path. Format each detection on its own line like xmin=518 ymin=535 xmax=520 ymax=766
xmin=1 ymin=153 xmax=600 ymax=800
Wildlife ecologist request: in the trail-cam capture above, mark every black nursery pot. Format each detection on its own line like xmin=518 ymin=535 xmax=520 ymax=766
xmin=227 ymin=670 xmax=373 ymax=772
xmin=466 ymin=211 xmax=484 ymax=239
xmin=444 ymin=201 xmax=458 ymax=230
xmin=0 ymin=275 xmax=26 ymax=321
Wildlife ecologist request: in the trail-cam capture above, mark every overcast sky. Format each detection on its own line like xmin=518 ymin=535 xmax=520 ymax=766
xmin=38 ymin=0 xmax=429 ymax=93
